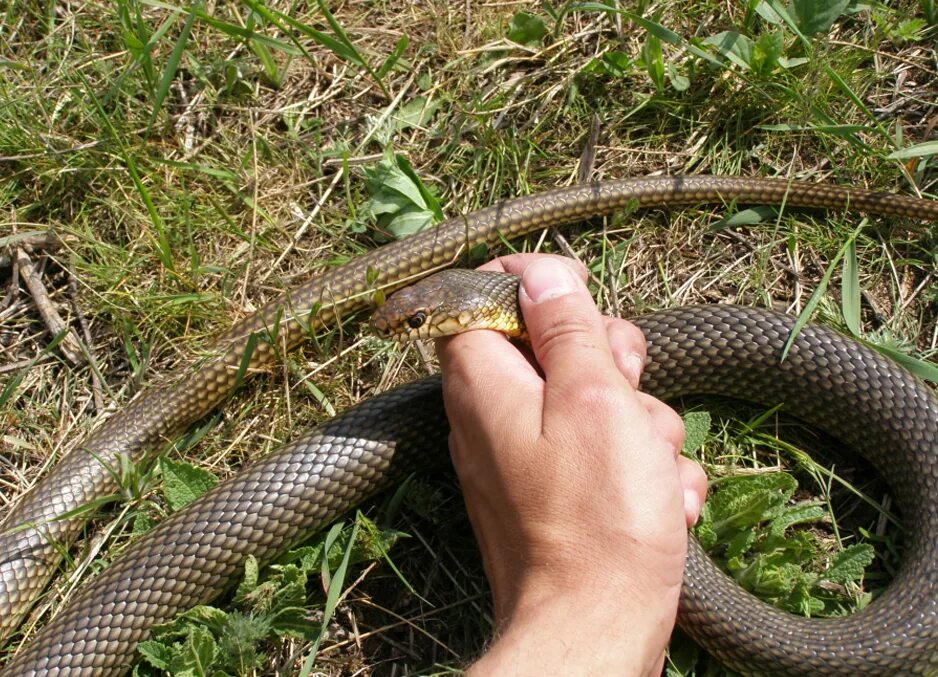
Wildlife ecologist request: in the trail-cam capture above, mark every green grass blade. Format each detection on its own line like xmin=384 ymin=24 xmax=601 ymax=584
xmin=81 ymin=74 xmax=176 ymax=273
xmin=149 ymin=0 xmax=200 ymax=132
xmin=862 ymin=341 xmax=938 ymax=383
xmin=841 ymin=237 xmax=861 ymax=335
xmin=781 ymin=223 xmax=864 ymax=361
xmin=298 ymin=520 xmax=360 ymax=675
xmin=887 ymin=140 xmax=938 ymax=159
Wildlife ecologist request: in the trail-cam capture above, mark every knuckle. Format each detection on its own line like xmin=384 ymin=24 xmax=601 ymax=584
xmin=565 ymin=380 xmax=625 ymax=416
xmin=620 ymin=321 xmax=648 ymax=358
xmin=659 ymin=405 xmax=686 ymax=449
xmin=534 ymin=313 xmax=600 ymax=360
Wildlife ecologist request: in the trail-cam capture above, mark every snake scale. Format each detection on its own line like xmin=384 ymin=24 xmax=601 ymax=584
xmin=1 ymin=175 xmax=937 ymax=675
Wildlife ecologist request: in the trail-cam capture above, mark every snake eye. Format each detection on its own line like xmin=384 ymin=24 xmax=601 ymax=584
xmin=407 ymin=311 xmax=427 ymax=329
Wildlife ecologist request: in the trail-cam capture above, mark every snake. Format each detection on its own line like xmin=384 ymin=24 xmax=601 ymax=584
xmin=1 ymin=175 xmax=937 ymax=675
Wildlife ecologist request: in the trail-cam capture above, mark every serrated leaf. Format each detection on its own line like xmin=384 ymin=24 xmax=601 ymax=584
xmin=160 ymin=457 xmax=218 ymax=511
xmin=137 ymin=639 xmax=173 ymax=669
xmin=178 ymin=605 xmax=230 ymax=632
xmin=726 ymin=526 xmax=758 ymax=559
xmin=681 ymin=411 xmax=711 ymax=455
xmin=235 ymin=555 xmax=260 ymax=598
xmin=168 ymin=625 xmax=218 ymax=674
xmin=822 ymin=544 xmax=875 ymax=584
xmin=708 ymin=474 xmax=797 ymax=537
xmin=768 ymin=503 xmax=827 ymax=538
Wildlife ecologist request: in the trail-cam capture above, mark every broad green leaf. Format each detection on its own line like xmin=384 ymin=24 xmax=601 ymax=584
xmin=789 ymin=0 xmax=851 ymax=35
xmin=137 ymin=640 xmax=173 ymax=669
xmin=667 ymin=62 xmax=689 ymax=91
xmin=508 ymin=11 xmax=546 ymax=44
xmin=703 ymin=31 xmax=754 ymax=69
xmin=681 ymin=411 xmax=711 ymax=455
xmin=822 ymin=544 xmax=875 ymax=584
xmin=235 ymin=555 xmax=260 ymax=598
xmin=711 ymin=206 xmax=777 ymax=229
xmin=168 ymin=625 xmax=218 ymax=674
xmin=160 ymin=457 xmax=218 ymax=511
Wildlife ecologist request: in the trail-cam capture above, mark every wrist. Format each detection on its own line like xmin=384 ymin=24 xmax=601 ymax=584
xmin=469 ymin=571 xmax=677 ymax=677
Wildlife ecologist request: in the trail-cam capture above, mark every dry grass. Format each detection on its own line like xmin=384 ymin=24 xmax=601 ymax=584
xmin=1 ymin=0 xmax=936 ymax=674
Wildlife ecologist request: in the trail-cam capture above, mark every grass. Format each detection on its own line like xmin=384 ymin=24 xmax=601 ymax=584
xmin=1 ymin=0 xmax=937 ymax=674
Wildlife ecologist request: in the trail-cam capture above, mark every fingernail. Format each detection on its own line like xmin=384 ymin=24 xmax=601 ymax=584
xmin=521 ymin=259 xmax=580 ymax=303
xmin=684 ymin=489 xmax=701 ymax=526
xmin=625 ymin=353 xmax=645 ymax=383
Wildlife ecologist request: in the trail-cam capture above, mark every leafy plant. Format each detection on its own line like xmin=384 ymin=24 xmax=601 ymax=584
xmin=353 ymin=149 xmax=443 ymax=240
xmin=133 ymin=517 xmax=404 ymax=676
xmin=695 ymin=472 xmax=874 ymax=616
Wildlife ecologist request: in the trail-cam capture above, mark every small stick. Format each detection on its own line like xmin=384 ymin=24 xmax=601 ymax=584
xmin=15 ymin=248 xmax=84 ymax=366
xmin=0 ymin=231 xmax=61 ymax=269
xmin=68 ymin=275 xmax=105 ymax=411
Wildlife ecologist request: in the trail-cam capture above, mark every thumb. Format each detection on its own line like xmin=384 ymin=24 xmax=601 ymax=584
xmin=519 ymin=258 xmax=626 ymax=404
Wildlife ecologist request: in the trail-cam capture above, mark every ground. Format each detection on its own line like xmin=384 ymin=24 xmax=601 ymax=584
xmin=0 ymin=1 xmax=936 ymax=675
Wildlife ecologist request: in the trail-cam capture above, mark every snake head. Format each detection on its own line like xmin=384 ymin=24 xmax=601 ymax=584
xmin=370 ymin=269 xmax=526 ymax=343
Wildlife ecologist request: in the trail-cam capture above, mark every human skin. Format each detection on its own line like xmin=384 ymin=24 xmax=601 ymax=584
xmin=435 ymin=254 xmax=709 ymax=676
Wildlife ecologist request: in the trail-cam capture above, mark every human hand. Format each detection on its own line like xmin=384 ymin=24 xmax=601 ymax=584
xmin=436 ymin=254 xmax=708 ymax=676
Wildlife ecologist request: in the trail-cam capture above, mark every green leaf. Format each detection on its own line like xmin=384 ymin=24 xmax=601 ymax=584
xmin=788 ymin=0 xmax=851 ymax=36
xmin=584 ymin=50 xmax=633 ymax=77
xmin=573 ymin=4 xmax=683 ymax=45
xmin=360 ymin=151 xmax=442 ymax=239
xmin=782 ymin=223 xmax=864 ymax=361
xmin=641 ymin=32 xmax=664 ymax=91
xmin=769 ymin=503 xmax=827 ymax=538
xmin=841 ymin=237 xmax=861 ymax=335
xmin=160 ymin=457 xmax=218 ymax=511
xmin=822 ymin=544 xmax=875 ymax=584
xmin=137 ymin=639 xmax=173 ymax=669
xmin=667 ymin=62 xmax=689 ymax=91
xmin=235 ymin=555 xmax=260 ymax=598
xmin=886 ymin=140 xmax=938 ymax=159
xmin=751 ymin=30 xmax=785 ymax=74
xmin=707 ymin=473 xmax=797 ymax=538
xmin=168 ymin=625 xmax=218 ymax=674
xmin=508 ymin=11 xmax=546 ymax=44
xmin=249 ymin=36 xmax=281 ymax=87
xmin=703 ymin=31 xmax=754 ymax=69
xmin=756 ymin=0 xmax=811 ymax=47
xmin=861 ymin=340 xmax=938 ymax=383
xmin=681 ymin=411 xmax=711 ymax=455
xmin=149 ymin=1 xmax=199 ymax=132
xmin=298 ymin=521 xmax=360 ymax=675
xmin=711 ymin=206 xmax=777 ymax=229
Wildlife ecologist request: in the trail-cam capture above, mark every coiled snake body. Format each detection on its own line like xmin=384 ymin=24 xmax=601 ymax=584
xmin=2 ymin=176 xmax=937 ymax=675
